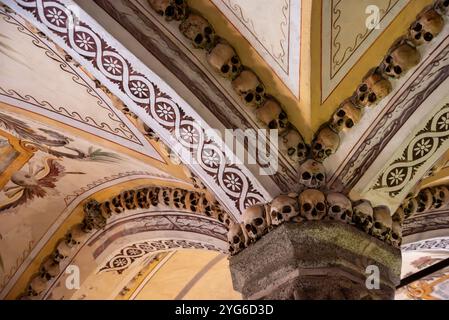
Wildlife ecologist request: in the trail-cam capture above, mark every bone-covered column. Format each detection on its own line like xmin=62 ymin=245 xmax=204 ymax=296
xmin=229 ymin=221 xmax=401 ymax=300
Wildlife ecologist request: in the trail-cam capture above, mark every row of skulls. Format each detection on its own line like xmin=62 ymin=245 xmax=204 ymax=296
xmin=398 ymin=184 xmax=449 ymax=219
xmin=228 ymin=191 xmax=404 ymax=256
xmin=21 ymin=186 xmax=231 ymax=299
xmin=311 ymin=0 xmax=449 ymax=164
xmin=147 ymin=0 xmax=309 ymax=165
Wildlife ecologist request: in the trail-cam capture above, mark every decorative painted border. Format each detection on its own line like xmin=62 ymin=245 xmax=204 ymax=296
xmin=402 ymin=237 xmax=449 ymax=252
xmin=5 ymin=0 xmax=270 ymax=217
xmin=372 ymin=104 xmax=449 ymax=196
xmin=99 ymin=239 xmax=225 ymax=274
xmin=93 ymin=0 xmax=299 ymax=193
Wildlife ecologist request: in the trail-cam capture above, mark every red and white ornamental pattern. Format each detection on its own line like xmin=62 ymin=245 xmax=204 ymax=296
xmin=10 ymin=0 xmax=268 ymax=216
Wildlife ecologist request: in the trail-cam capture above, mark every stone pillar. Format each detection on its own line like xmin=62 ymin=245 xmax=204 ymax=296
xmin=229 ymin=221 xmax=401 ymax=300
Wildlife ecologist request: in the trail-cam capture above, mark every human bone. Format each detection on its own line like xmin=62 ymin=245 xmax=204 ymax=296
xmin=430 ymin=185 xmax=449 ymax=209
xmin=390 ymin=221 xmax=402 ymax=248
xmin=227 ymin=223 xmax=247 ymax=255
xmin=179 ymin=13 xmax=215 ymax=50
xmin=329 ymin=99 xmax=362 ymax=133
xmin=435 ymin=0 xmax=449 ymax=16
xmin=416 ymin=189 xmax=433 ymax=213
xmin=352 ymin=200 xmax=374 ymax=233
xmin=402 ymin=197 xmax=419 ymax=218
xmin=280 ymin=129 xmax=308 ymax=163
xmin=312 ymin=126 xmax=340 ymax=162
xmin=326 ymin=193 xmax=353 ymax=224
xmin=298 ymin=159 xmax=326 ymax=189
xmin=242 ymin=204 xmax=268 ymax=241
xmin=135 ymin=187 xmax=151 ymax=209
xmin=299 ymin=189 xmax=327 ymax=220
xmin=207 ymin=40 xmax=242 ymax=80
xmin=231 ymin=69 xmax=265 ymax=108
xmin=110 ymin=193 xmax=125 ymax=214
xmin=381 ymin=37 xmax=421 ymax=79
xmin=409 ymin=6 xmax=444 ymax=46
xmin=28 ymin=276 xmax=47 ymax=296
xmin=255 ymin=99 xmax=289 ymax=135
xmin=354 ymin=68 xmax=392 ymax=108
xmin=269 ymin=195 xmax=300 ymax=226
xmin=371 ymin=206 xmax=393 ymax=241
xmin=148 ymin=0 xmax=188 ymax=21
xmin=40 ymin=259 xmax=60 ymax=279
xmin=120 ymin=189 xmax=137 ymax=211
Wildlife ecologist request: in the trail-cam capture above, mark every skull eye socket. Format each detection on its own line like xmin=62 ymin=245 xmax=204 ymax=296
xmin=233 ymin=236 xmax=240 ymax=244
xmin=282 ymin=206 xmax=292 ymax=213
xmin=337 ymin=110 xmax=346 ymax=117
xmin=325 ymin=149 xmax=333 ymax=156
xmin=303 ymin=203 xmax=312 ymax=211
xmin=413 ymin=23 xmax=423 ymax=32
xmin=392 ymin=233 xmax=399 ymax=240
xmin=256 ymin=85 xmax=264 ymax=93
xmin=221 ymin=65 xmax=230 ymax=73
xmin=440 ymin=191 xmax=445 ymax=198
xmin=314 ymin=143 xmax=323 ymax=150
xmin=245 ymin=224 xmax=252 ymax=232
xmin=302 ymin=172 xmax=312 ymax=180
xmin=231 ymin=56 xmax=239 ymax=64
xmin=385 ymin=56 xmax=393 ymax=64
xmin=271 ymin=211 xmax=277 ymax=218
xmin=332 ymin=205 xmax=341 ymax=213
xmin=394 ymin=66 xmax=402 ymax=75
xmin=298 ymin=143 xmax=305 ymax=150
xmin=245 ymin=92 xmax=254 ymax=103
xmin=279 ymin=111 xmax=287 ymax=120
xmin=316 ymin=173 xmax=324 ymax=181
xmin=424 ymin=32 xmax=433 ymax=42
xmin=204 ymin=27 xmax=213 ymax=35
xmin=316 ymin=202 xmax=325 ymax=211
xmin=254 ymin=218 xmax=264 ymax=226
xmin=268 ymin=120 xmax=278 ymax=129
xmin=368 ymin=93 xmax=377 ymax=103
xmin=194 ymin=34 xmax=203 ymax=44
xmin=374 ymin=222 xmax=382 ymax=229
xmin=288 ymin=147 xmax=296 ymax=156
xmin=165 ymin=6 xmax=175 ymax=16
xmin=346 ymin=119 xmax=354 ymax=128
xmin=444 ymin=0 xmax=449 ymax=7
xmin=359 ymin=84 xmax=368 ymax=92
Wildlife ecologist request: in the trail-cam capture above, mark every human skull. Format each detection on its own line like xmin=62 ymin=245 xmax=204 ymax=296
xmin=231 ymin=70 xmax=265 ymax=108
xmin=371 ymin=206 xmax=393 ymax=241
xmin=354 ymin=68 xmax=392 ymax=108
xmin=65 ymin=224 xmax=87 ymax=246
xmin=110 ymin=194 xmax=125 ymax=214
xmin=179 ymin=13 xmax=215 ymax=50
xmin=299 ymin=189 xmax=327 ymax=220
xmin=148 ymin=187 xmax=161 ymax=207
xmin=352 ymin=200 xmax=374 ymax=233
xmin=430 ymin=185 xmax=449 ymax=209
xmin=172 ymin=188 xmax=188 ymax=210
xmin=242 ymin=204 xmax=268 ymax=241
xmin=217 ymin=208 xmax=232 ymax=226
xmin=99 ymin=201 xmax=113 ymax=220
xmin=409 ymin=7 xmax=444 ymax=46
xmin=381 ymin=37 xmax=421 ymax=79
xmin=120 ymin=189 xmax=137 ymax=211
xmin=435 ymin=0 xmax=449 ymax=16
xmin=207 ymin=40 xmax=242 ymax=80
xmin=40 ymin=259 xmax=60 ymax=280
xmin=269 ymin=195 xmax=299 ymax=226
xmin=392 ymin=207 xmax=405 ymax=225
xmin=280 ymin=129 xmax=308 ymax=163
xmin=416 ymin=189 xmax=433 ymax=213
xmin=329 ymin=99 xmax=362 ymax=133
xmin=402 ymin=197 xmax=419 ymax=218
xmin=158 ymin=188 xmax=172 ymax=207
xmin=53 ymin=240 xmax=72 ymax=263
xmin=326 ymin=193 xmax=353 ymax=224
xmin=311 ymin=126 xmax=340 ymax=162
xmin=255 ymin=99 xmax=289 ymax=135
xmin=28 ymin=276 xmax=47 ymax=296
xmin=390 ymin=221 xmax=402 ymax=248
xmin=298 ymin=159 xmax=326 ymax=189
xmin=227 ymin=223 xmax=247 ymax=255
xmin=135 ymin=187 xmax=151 ymax=209
xmin=148 ymin=0 xmax=187 ymax=21
xmin=186 ymin=191 xmax=202 ymax=212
